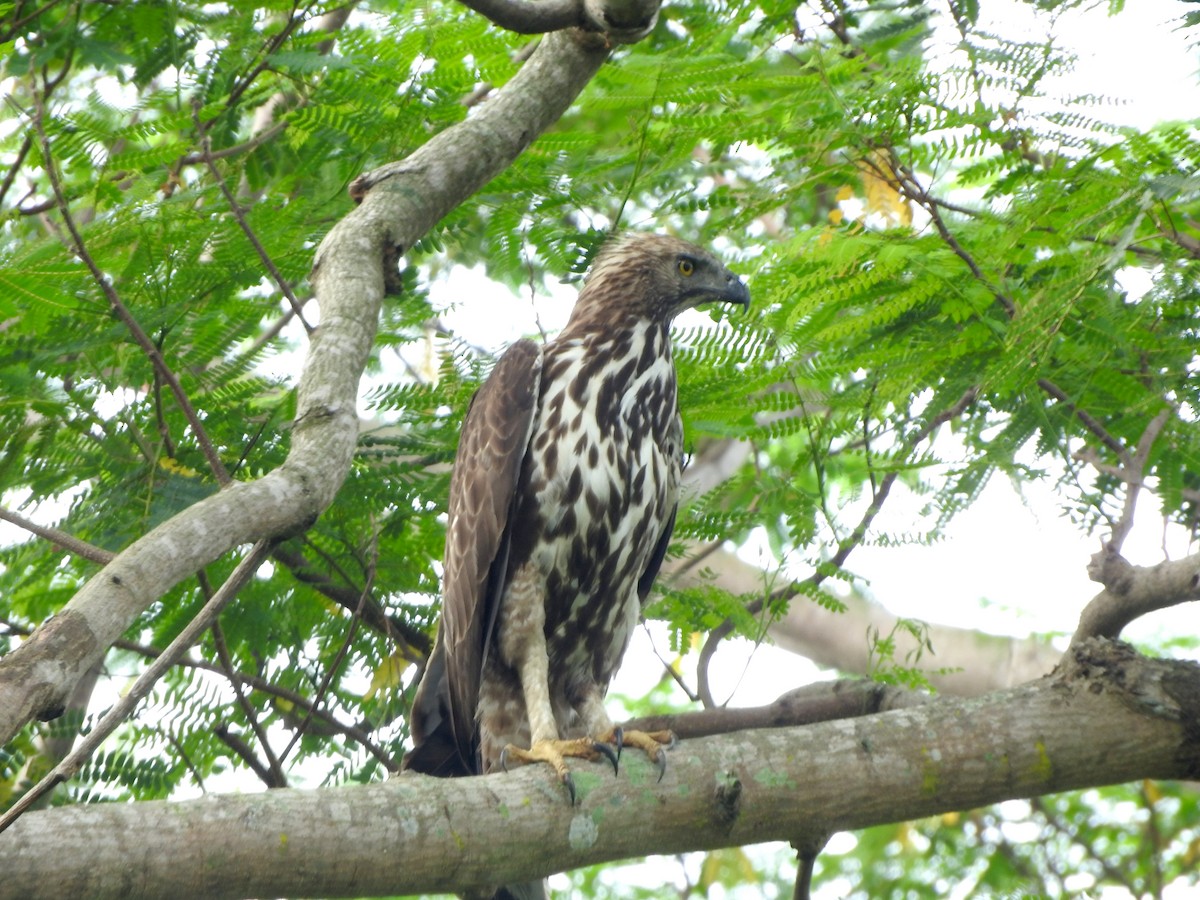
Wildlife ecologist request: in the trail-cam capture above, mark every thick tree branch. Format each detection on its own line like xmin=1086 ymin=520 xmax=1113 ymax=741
xmin=1 ymin=640 xmax=1195 ymax=900
xmin=0 ymin=25 xmax=624 ymax=748
xmin=456 ymin=0 xmax=658 ymax=39
xmin=458 ymin=0 xmax=589 ymax=33
xmin=1073 ymin=546 xmax=1200 ymax=645
xmin=663 ymin=543 xmax=1062 ymax=695
xmin=624 ymin=678 xmax=929 ymax=738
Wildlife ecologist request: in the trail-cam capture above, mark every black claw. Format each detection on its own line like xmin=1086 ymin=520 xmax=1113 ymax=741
xmin=563 ymin=772 xmax=577 ymax=806
xmin=499 ymin=747 xmax=511 ymax=773
xmin=654 ymin=749 xmax=668 ymax=783
xmin=612 ymin=727 xmax=625 ymax=760
xmin=593 ymin=739 xmax=620 ymax=775
xmin=665 ymin=732 xmax=678 ymax=752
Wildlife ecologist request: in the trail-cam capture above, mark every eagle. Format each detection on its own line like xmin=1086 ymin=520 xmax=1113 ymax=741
xmin=405 ymin=234 xmax=749 ymax=888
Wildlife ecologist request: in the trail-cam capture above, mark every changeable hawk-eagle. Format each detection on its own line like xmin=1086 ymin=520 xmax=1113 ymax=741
xmin=405 ymin=233 xmax=750 ymax=810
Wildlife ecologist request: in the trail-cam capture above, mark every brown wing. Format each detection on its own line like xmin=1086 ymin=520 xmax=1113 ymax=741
xmin=637 ymin=504 xmax=677 ymax=602
xmin=404 ymin=339 xmax=542 ymax=776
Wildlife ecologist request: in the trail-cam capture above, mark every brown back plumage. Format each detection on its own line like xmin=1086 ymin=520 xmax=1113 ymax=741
xmin=405 ymin=233 xmax=749 ymax=781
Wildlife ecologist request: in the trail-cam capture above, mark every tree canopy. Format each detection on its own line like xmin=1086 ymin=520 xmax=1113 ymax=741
xmin=1 ymin=0 xmax=1199 ymax=897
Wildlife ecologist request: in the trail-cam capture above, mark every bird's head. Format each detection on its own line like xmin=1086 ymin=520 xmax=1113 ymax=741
xmin=568 ymin=233 xmax=750 ymax=330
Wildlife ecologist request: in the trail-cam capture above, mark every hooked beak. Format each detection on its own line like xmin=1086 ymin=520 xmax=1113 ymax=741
xmin=721 ymin=272 xmax=751 ymax=311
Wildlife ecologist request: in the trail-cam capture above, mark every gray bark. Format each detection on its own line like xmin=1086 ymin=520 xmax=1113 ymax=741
xmin=1 ymin=640 xmax=1196 ymax=900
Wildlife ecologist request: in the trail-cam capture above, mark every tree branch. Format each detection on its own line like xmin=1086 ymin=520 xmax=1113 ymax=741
xmin=0 ymin=24 xmax=624 ymax=748
xmin=1108 ymin=406 xmax=1172 ymax=552
xmin=694 ymin=386 xmax=980 ymax=683
xmin=1073 ymin=546 xmax=1200 ymax=645
xmin=1 ymin=640 xmax=1195 ymax=900
xmin=455 ymin=0 xmax=659 ymax=39
xmin=32 ymin=81 xmax=231 ymax=486
xmin=624 ymin=678 xmax=929 ymax=738
xmin=270 ymin=542 xmax=432 ymax=656
xmin=0 ymin=506 xmax=114 ymax=565
xmin=195 ymin=106 xmax=314 ymax=335
xmin=661 ymin=544 xmax=1062 ymax=696
xmin=1037 ymin=378 xmax=1129 ymax=461
xmin=209 ymin=619 xmax=287 ymax=788
xmin=457 ymin=0 xmax=589 ymax=33
xmin=0 ymin=541 xmax=273 ymax=835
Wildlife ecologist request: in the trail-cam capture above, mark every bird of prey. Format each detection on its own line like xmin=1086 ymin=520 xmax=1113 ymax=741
xmin=405 ymin=233 xmax=750 ymax=818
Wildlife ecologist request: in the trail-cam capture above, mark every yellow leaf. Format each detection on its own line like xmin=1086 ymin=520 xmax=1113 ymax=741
xmin=1143 ymin=779 xmax=1162 ymax=804
xmin=364 ymin=651 xmax=412 ymax=700
xmin=159 ymin=457 xmax=200 ymax=478
xmin=856 ymin=149 xmax=912 ymax=228
xmin=698 ymin=847 xmax=757 ymax=889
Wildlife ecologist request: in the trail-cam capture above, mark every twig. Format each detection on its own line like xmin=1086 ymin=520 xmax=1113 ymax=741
xmin=462 ymin=40 xmax=539 ymax=107
xmin=222 ymin=8 xmax=308 ymax=114
xmin=120 ymin=627 xmax=401 ymax=771
xmin=1037 ymin=379 xmax=1129 ymax=461
xmin=33 ymin=81 xmax=231 ymax=486
xmin=1109 ymin=407 xmax=1172 ymax=552
xmin=151 ymin=353 xmax=178 ymax=458
xmin=163 ymin=727 xmax=208 ymax=793
xmin=279 ymin=527 xmax=379 ymax=764
xmin=0 ymin=614 xmax=399 ymax=771
xmin=275 ymin=543 xmax=430 ymax=651
xmin=0 ymin=0 xmax=68 ymax=42
xmin=0 ymin=540 xmax=273 ymax=835
xmin=1150 ymin=206 xmax=1200 ymax=261
xmin=194 ymin=105 xmax=314 ymax=335
xmin=0 ymin=133 xmax=33 ymax=210
xmin=175 ymin=120 xmax=289 ymax=166
xmin=825 ymin=385 xmax=979 ymax=576
xmin=886 ymin=156 xmax=1017 ymax=317
xmin=696 ymin=386 xmax=979 ymax=671
xmin=1042 ymin=381 xmax=1174 ymax=551
xmin=210 ymin=618 xmax=287 ymax=787
xmin=1072 ymin=446 xmax=1200 ymax=505
xmin=0 ymin=506 xmax=114 ymax=565
xmin=640 ymin=620 xmax=700 ymax=705
xmin=213 ymin=722 xmax=281 ymax=787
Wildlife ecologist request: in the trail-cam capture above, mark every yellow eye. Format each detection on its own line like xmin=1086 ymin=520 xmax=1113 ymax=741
xmin=678 ymin=258 xmax=695 ymax=276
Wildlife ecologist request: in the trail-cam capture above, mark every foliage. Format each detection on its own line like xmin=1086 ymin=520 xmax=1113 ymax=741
xmin=1 ymin=0 xmax=1198 ymax=896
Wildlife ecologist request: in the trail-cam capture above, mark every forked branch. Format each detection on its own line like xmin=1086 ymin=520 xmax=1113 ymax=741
xmin=1072 ymin=546 xmax=1200 ymax=646
xmin=457 ymin=0 xmax=659 ymax=39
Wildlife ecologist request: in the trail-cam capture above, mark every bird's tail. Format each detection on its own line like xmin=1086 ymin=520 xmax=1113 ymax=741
xmin=406 ymin=643 xmax=545 ymax=900
xmin=404 ymin=638 xmax=476 ymax=777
